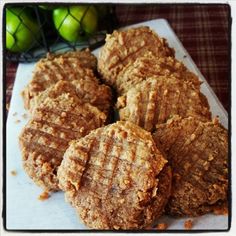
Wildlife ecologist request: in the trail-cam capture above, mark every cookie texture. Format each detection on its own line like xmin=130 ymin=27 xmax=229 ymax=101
xmin=98 ymin=26 xmax=174 ymax=87
xmin=21 ymin=49 xmax=98 ymax=110
xmin=115 ymin=52 xmax=201 ymax=94
xmin=58 ymin=121 xmax=172 ymax=229
xmin=19 ymin=92 xmax=106 ymax=191
xmin=117 ymin=76 xmax=211 ymax=132
xmin=30 ymin=80 xmax=112 ymax=117
xmin=152 ymin=116 xmax=228 ymax=216
xmin=42 ymin=48 xmax=97 ymax=70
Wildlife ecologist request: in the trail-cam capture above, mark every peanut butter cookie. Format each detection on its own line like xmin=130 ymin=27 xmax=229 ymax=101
xmin=58 ymin=121 xmax=172 ymax=229
xmin=153 ymin=116 xmax=228 ymax=216
xmin=19 ymin=92 xmax=106 ymax=191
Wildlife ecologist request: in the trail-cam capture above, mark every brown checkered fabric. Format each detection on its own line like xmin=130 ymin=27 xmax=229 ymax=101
xmin=6 ymin=4 xmax=230 ymax=114
xmin=116 ymin=4 xmax=230 ymax=112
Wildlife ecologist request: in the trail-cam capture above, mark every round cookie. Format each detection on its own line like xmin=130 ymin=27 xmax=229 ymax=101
xmin=115 ymin=52 xmax=201 ymax=94
xmin=22 ymin=49 xmax=98 ymax=111
xmin=153 ymin=116 xmax=228 ymax=216
xmin=98 ymin=26 xmax=174 ymax=87
xmin=19 ymin=92 xmax=106 ymax=191
xmin=58 ymin=121 xmax=172 ymax=229
xmin=30 ymin=80 xmax=112 ymax=118
xmin=117 ymin=76 xmax=211 ymax=132
xmin=43 ymin=48 xmax=97 ymax=71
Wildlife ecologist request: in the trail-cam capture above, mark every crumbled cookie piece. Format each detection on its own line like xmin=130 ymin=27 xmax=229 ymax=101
xmin=184 ymin=219 xmax=193 ymax=229
xmin=156 ymin=223 xmax=168 ymax=230
xmin=14 ymin=119 xmax=21 ymax=124
xmin=213 ymin=204 xmax=228 ymax=215
xmin=10 ymin=170 xmax=17 ymax=176
xmin=38 ymin=191 xmax=50 ymax=201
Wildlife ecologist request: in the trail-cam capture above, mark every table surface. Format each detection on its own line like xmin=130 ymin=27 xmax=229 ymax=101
xmin=5 ymin=4 xmax=230 ymax=113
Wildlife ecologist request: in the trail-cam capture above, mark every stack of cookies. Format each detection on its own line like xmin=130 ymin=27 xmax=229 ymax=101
xmin=19 ymin=49 xmax=113 ymax=191
xmin=18 ymin=26 xmax=228 ymax=230
xmin=98 ymin=26 xmax=228 ymax=220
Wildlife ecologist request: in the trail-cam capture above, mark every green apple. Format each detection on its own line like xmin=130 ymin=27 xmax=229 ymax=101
xmin=6 ymin=31 xmax=15 ymax=49
xmin=6 ymin=7 xmax=40 ymax=52
xmin=53 ymin=5 xmax=98 ymax=42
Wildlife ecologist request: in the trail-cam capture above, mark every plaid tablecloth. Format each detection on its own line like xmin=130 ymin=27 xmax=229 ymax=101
xmin=6 ymin=4 xmax=230 ymax=113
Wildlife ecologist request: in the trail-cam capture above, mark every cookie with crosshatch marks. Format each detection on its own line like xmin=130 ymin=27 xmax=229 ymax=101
xmin=19 ymin=92 xmax=106 ymax=192
xmin=21 ymin=49 xmax=98 ymax=111
xmin=97 ymin=26 xmax=174 ymax=88
xmin=57 ymin=121 xmax=172 ymax=229
xmin=115 ymin=52 xmax=201 ymax=95
xmin=153 ymin=116 xmax=228 ymax=216
xmin=117 ymin=76 xmax=211 ymax=132
xmin=30 ymin=80 xmax=112 ymax=118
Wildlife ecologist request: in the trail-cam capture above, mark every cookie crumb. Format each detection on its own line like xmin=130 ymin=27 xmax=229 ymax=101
xmin=22 ymin=113 xmax=28 ymax=119
xmin=6 ymin=103 xmax=10 ymax=111
xmin=10 ymin=170 xmax=17 ymax=176
xmin=213 ymin=205 xmax=228 ymax=215
xmin=13 ymin=112 xmax=17 ymax=116
xmin=38 ymin=191 xmax=50 ymax=201
xmin=156 ymin=223 xmax=168 ymax=230
xmin=15 ymin=119 xmax=21 ymax=124
xmin=184 ymin=219 xmax=193 ymax=229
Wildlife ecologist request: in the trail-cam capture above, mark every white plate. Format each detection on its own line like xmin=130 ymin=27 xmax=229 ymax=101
xmin=6 ymin=19 xmax=229 ymax=230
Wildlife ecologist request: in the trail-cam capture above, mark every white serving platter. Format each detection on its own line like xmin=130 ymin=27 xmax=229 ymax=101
xmin=6 ymin=19 xmax=229 ymax=230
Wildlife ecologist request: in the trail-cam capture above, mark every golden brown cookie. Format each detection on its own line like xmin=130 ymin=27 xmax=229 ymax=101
xmin=98 ymin=26 xmax=174 ymax=87
xmin=115 ymin=52 xmax=201 ymax=94
xmin=30 ymin=80 xmax=112 ymax=117
xmin=21 ymin=49 xmax=98 ymax=110
xmin=19 ymin=92 xmax=106 ymax=191
xmin=58 ymin=121 xmax=172 ymax=229
xmin=43 ymin=48 xmax=97 ymax=70
xmin=117 ymin=76 xmax=211 ymax=132
xmin=153 ymin=116 xmax=228 ymax=216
